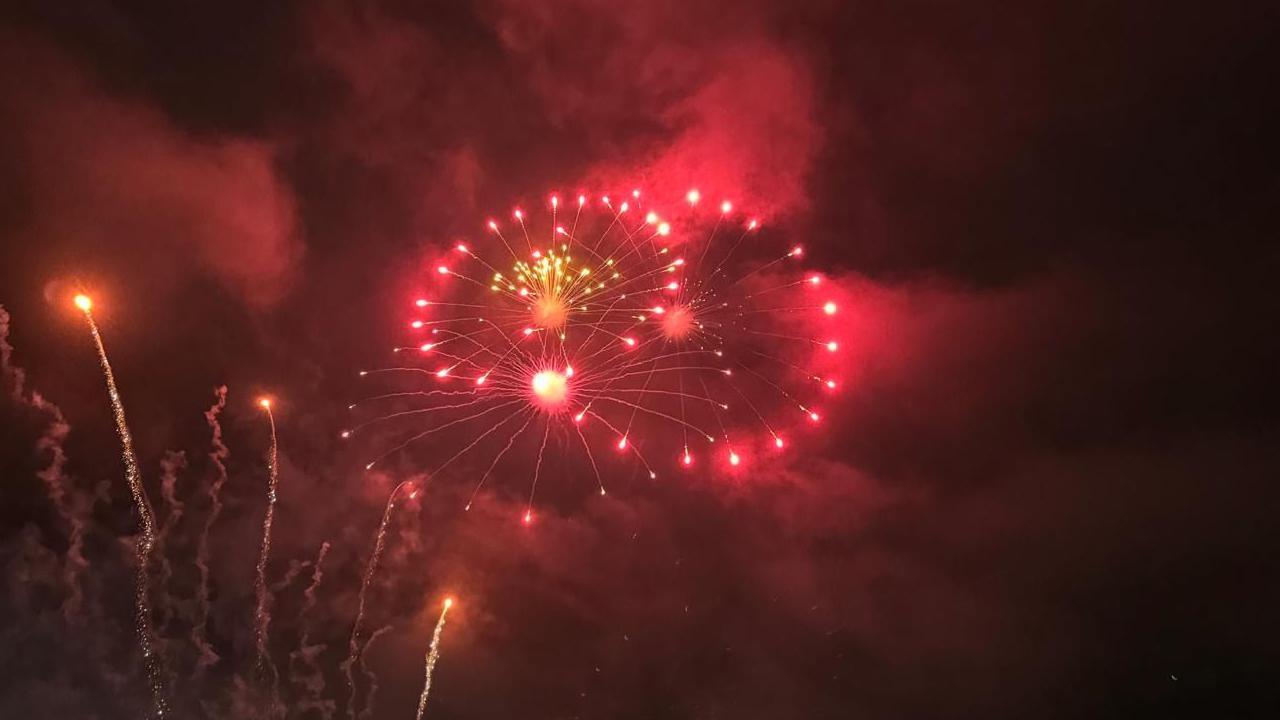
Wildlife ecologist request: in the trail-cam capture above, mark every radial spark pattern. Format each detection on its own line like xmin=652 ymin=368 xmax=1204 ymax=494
xmin=350 ymin=188 xmax=840 ymax=518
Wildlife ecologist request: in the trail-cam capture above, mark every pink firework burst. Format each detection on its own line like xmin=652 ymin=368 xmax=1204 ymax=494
xmin=348 ymin=187 xmax=840 ymax=520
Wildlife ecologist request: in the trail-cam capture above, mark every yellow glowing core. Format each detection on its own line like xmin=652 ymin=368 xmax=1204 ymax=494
xmin=73 ymin=294 xmax=92 ymax=311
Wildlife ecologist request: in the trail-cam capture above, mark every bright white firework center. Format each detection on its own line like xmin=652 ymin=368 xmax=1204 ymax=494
xmin=531 ymin=369 xmax=569 ymax=409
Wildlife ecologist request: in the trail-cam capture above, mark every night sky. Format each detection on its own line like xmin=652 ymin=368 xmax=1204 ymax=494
xmin=2 ymin=2 xmax=1279 ymax=718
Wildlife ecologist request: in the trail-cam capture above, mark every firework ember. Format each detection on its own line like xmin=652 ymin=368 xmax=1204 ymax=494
xmin=351 ymin=189 xmax=838 ymax=517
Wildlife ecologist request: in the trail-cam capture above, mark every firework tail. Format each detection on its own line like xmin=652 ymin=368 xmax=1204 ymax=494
xmin=343 ymin=480 xmax=412 ymax=720
xmin=192 ymin=385 xmax=229 ymax=674
xmin=155 ymin=450 xmax=188 ymax=635
xmin=357 ymin=625 xmax=394 ymax=720
xmin=77 ymin=301 xmax=170 ymax=717
xmin=290 ymin=541 xmax=335 ymax=720
xmin=415 ymin=600 xmax=453 ymax=720
xmin=254 ymin=400 xmax=284 ymax=717
xmin=0 ymin=305 xmax=27 ymax=400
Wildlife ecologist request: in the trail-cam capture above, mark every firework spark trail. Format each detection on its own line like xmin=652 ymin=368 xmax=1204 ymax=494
xmin=74 ymin=295 xmax=170 ymax=718
xmin=356 ymin=625 xmax=394 ymax=720
xmin=290 ymin=541 xmax=335 ymax=720
xmin=192 ymin=385 xmax=229 ymax=674
xmin=415 ymin=598 xmax=453 ymax=720
xmin=343 ymin=481 xmax=414 ymax=720
xmin=154 ymin=450 xmax=187 ymax=635
xmin=253 ymin=398 xmax=284 ymax=717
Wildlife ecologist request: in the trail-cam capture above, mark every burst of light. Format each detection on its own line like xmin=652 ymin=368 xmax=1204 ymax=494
xmin=826 ymin=379 xmax=837 ymax=389
xmin=531 ymin=370 xmax=569 ymax=407
xmin=73 ymin=294 xmax=93 ymax=311
xmin=826 ymin=341 xmax=839 ymax=352
xmin=522 ymin=510 xmax=533 ymax=525
xmin=258 ymin=397 xmax=272 ymax=409
xmin=354 ymin=186 xmax=835 ymax=514
xmin=823 ymin=301 xmax=837 ymax=315
xmin=443 ymin=596 xmax=454 ymax=609
xmin=775 ymin=436 xmax=785 ymax=448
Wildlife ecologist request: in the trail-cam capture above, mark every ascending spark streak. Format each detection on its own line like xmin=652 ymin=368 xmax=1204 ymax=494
xmin=253 ymin=397 xmax=284 ymax=714
xmin=344 ymin=480 xmax=415 ymax=719
xmin=415 ymin=597 xmax=454 ymax=720
xmin=74 ymin=294 xmax=169 ymax=718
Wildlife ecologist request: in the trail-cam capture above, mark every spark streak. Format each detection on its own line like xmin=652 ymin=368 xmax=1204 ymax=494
xmin=344 ymin=480 xmax=415 ymax=719
xmin=415 ymin=597 xmax=453 ymax=720
xmin=253 ymin=397 xmax=284 ymax=716
xmin=75 ymin=295 xmax=169 ymax=717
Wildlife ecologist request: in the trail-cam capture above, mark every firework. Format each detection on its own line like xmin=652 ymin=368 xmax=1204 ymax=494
xmin=290 ymin=541 xmax=334 ymax=720
xmin=253 ymin=397 xmax=284 ymax=715
xmin=415 ymin=597 xmax=453 ymax=720
xmin=351 ymin=188 xmax=838 ymax=517
xmin=74 ymin=294 xmax=170 ymax=717
xmin=343 ymin=479 xmax=418 ymax=719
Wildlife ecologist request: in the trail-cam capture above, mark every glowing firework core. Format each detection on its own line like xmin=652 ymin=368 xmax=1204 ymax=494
xmin=531 ymin=370 xmax=569 ymax=409
xmin=532 ymin=295 xmax=568 ymax=329
xmin=73 ymin=294 xmax=92 ymax=311
xmin=660 ymin=304 xmax=695 ymax=339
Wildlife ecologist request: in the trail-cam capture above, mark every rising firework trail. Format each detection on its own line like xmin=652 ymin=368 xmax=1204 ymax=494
xmin=343 ymin=480 xmax=418 ymax=719
xmin=350 ymin=187 xmax=839 ymax=517
xmin=74 ymin=293 xmax=170 ymax=717
xmin=253 ymin=396 xmax=284 ymax=715
xmin=415 ymin=597 xmax=454 ymax=720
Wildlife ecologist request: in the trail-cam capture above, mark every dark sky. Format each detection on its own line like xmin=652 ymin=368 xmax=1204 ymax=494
xmin=2 ymin=1 xmax=1279 ymax=719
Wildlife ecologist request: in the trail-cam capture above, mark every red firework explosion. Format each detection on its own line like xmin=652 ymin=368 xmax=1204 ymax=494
xmin=348 ymin=187 xmax=840 ymax=520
